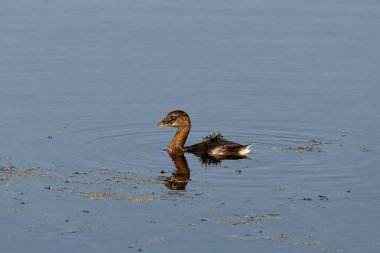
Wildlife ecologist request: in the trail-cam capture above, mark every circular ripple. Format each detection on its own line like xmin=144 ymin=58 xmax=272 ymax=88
xmin=49 ymin=122 xmax=168 ymax=172
xmin=35 ymin=112 xmax=377 ymax=192
xmin=185 ymin=117 xmax=378 ymax=191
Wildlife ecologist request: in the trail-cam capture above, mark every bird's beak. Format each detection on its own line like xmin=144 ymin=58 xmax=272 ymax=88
xmin=158 ymin=118 xmax=170 ymax=127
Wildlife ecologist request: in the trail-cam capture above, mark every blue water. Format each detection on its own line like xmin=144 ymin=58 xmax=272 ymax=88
xmin=1 ymin=0 xmax=380 ymax=252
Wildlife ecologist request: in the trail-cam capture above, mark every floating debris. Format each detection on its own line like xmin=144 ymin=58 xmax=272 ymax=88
xmin=135 ymin=178 xmax=160 ymax=185
xmin=244 ymin=200 xmax=255 ymax=205
xmin=216 ymin=220 xmax=240 ymax=225
xmin=303 ymin=241 xmax=321 ymax=246
xmin=214 ymin=213 xmax=281 ymax=226
xmin=73 ymin=191 xmax=154 ymax=202
xmin=282 ymin=139 xmax=324 ymax=153
xmin=318 ymin=195 xmax=329 ymax=200
xmin=1 ymin=169 xmax=61 ymax=180
xmin=57 ymin=226 xmax=91 ymax=236
xmin=135 ymin=236 xmax=165 ymax=244
xmin=268 ymin=234 xmax=289 ymax=241
xmin=0 ymin=156 xmax=13 ymax=161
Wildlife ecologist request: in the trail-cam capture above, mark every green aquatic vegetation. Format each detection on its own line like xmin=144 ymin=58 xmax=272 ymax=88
xmin=198 ymin=132 xmax=227 ymax=165
xmin=198 ymin=155 xmax=222 ymax=166
xmin=202 ymin=132 xmax=226 ymax=144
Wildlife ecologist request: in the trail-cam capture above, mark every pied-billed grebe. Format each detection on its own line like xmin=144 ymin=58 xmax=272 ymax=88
xmin=158 ymin=110 xmax=251 ymax=158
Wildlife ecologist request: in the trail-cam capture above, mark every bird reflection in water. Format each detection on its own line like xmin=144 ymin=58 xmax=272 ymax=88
xmin=158 ymin=110 xmax=251 ymax=190
xmin=161 ymin=149 xmax=249 ymax=190
xmin=161 ymin=150 xmax=190 ymax=190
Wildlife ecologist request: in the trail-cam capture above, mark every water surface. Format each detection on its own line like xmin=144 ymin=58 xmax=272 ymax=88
xmin=1 ymin=0 xmax=380 ymax=252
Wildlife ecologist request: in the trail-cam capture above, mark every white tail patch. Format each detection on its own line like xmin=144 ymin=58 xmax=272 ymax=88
xmin=239 ymin=144 xmax=252 ymax=155
xmin=209 ymin=147 xmax=224 ymax=156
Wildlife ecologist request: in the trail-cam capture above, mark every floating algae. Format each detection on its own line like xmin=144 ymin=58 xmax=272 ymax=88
xmin=282 ymin=139 xmax=324 ymax=153
xmin=302 ymin=241 xmax=321 ymax=246
xmin=202 ymin=132 xmax=227 ymax=144
xmin=73 ymin=190 xmax=154 ymax=202
xmin=214 ymin=213 xmax=281 ymax=226
xmin=268 ymin=234 xmax=289 ymax=241
xmin=1 ymin=168 xmax=61 ymax=180
xmin=0 ymin=156 xmax=13 ymax=161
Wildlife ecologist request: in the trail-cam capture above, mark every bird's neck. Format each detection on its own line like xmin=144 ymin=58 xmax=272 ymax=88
xmin=168 ymin=126 xmax=190 ymax=152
